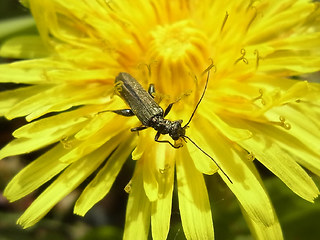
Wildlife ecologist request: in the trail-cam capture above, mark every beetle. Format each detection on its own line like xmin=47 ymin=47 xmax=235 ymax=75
xmin=111 ymin=68 xmax=232 ymax=183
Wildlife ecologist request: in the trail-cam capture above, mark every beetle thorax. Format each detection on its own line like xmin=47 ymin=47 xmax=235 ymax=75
xmin=149 ymin=116 xmax=185 ymax=140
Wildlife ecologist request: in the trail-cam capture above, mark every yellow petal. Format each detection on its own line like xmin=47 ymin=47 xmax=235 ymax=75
xmin=261 ymin=56 xmax=320 ymax=75
xmin=247 ymin=2 xmax=314 ymax=44
xmin=290 ymin=148 xmax=320 ymax=177
xmin=132 ymin=135 xmax=146 ymax=160
xmin=142 ymin=140 xmax=159 ymax=202
xmin=186 ymin=128 xmax=218 ymax=175
xmin=28 ymin=0 xmax=55 ymax=43
xmin=0 ymin=121 xmax=86 ymax=160
xmin=4 ymin=143 xmax=69 ymax=202
xmin=2 ymin=106 xmax=110 ymax=160
xmin=59 ymin=118 xmax=130 ymax=164
xmin=272 ymin=32 xmax=320 ymax=53
xmin=17 ymin=140 xmax=116 ymax=228
xmin=151 ymin=144 xmax=175 ymax=240
xmin=241 ymin=204 xmax=283 ymax=240
xmin=6 ymin=83 xmax=111 ymax=121
xmin=74 ymin=134 xmax=135 ymax=216
xmin=131 ymin=129 xmax=154 ymax=161
xmin=0 ymin=59 xmax=115 ymax=84
xmin=0 ymin=85 xmax=50 ymax=116
xmin=12 ymin=105 xmax=99 ymax=138
xmin=238 ymin=121 xmax=319 ymax=202
xmin=200 ymin=105 xmax=252 ymax=142
xmin=276 ymin=104 xmax=320 ymax=156
xmin=0 ymin=61 xmax=48 ymax=84
xmin=186 ymin=115 xmax=221 ymax=175
xmin=0 ymin=35 xmax=49 ymax=59
xmin=123 ymin=161 xmax=150 ymax=240
xmin=176 ymin=149 xmax=214 ymax=240
xmin=74 ymin=113 xmax=114 ymax=141
xmin=192 ymin=117 xmax=277 ymax=226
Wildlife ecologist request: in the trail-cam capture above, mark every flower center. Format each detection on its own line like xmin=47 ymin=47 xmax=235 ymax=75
xmin=151 ymin=21 xmax=198 ymax=62
xmin=147 ymin=20 xmax=210 ymax=100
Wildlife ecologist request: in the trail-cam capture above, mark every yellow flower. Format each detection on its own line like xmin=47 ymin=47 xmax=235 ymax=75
xmin=1 ymin=0 xmax=320 ymax=239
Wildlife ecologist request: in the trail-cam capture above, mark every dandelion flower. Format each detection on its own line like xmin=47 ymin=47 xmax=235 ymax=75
xmin=1 ymin=0 xmax=320 ymax=239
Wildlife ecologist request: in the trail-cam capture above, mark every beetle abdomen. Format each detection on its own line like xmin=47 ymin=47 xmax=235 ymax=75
xmin=115 ymin=72 xmax=163 ymax=125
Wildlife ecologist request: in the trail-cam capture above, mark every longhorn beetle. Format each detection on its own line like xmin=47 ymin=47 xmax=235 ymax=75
xmin=111 ymin=67 xmax=232 ymax=183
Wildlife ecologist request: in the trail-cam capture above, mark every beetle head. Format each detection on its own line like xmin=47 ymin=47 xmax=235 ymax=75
xmin=169 ymin=120 xmax=185 ymax=140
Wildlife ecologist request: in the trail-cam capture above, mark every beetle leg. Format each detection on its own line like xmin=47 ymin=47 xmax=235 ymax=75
xmin=111 ymin=109 xmax=135 ymax=117
xmin=154 ymin=131 xmax=181 ymax=149
xmin=148 ymin=84 xmax=156 ymax=98
xmin=163 ymin=97 xmax=183 ymax=117
xmin=163 ymin=90 xmax=193 ymax=117
xmin=163 ymin=103 xmax=174 ymax=117
xmin=131 ymin=126 xmax=148 ymax=132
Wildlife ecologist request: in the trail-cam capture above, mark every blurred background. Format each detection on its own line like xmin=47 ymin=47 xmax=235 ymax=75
xmin=1 ymin=0 xmax=320 ymax=239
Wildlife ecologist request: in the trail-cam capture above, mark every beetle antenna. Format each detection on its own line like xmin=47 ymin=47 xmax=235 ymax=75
xmin=183 ymin=64 xmax=214 ymax=129
xmin=183 ymin=135 xmax=233 ymax=184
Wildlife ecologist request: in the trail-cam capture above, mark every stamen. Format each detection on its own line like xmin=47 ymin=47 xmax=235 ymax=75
xmin=283 ymin=122 xmax=292 ymax=130
xmin=138 ymin=63 xmax=152 ymax=77
xmin=247 ymin=152 xmax=255 ymax=161
xmin=234 ymin=49 xmax=248 ymax=65
xmin=159 ymin=164 xmax=170 ymax=174
xmin=60 ymin=136 xmax=74 ymax=149
xmin=252 ymin=89 xmax=266 ymax=105
xmin=174 ymin=89 xmax=192 ymax=104
xmin=247 ymin=0 xmax=260 ymax=10
xmin=42 ymin=70 xmax=50 ymax=82
xmin=220 ymin=11 xmax=229 ymax=32
xmin=245 ymin=7 xmax=258 ymax=32
xmin=124 ymin=179 xmax=132 ymax=193
xmin=173 ymin=228 xmax=182 ymax=240
xmin=114 ymin=81 xmax=123 ymax=95
xmin=254 ymin=49 xmax=260 ymax=69
xmin=279 ymin=116 xmax=291 ymax=130
xmin=104 ymin=0 xmax=114 ymax=11
xmin=202 ymin=58 xmax=216 ymax=75
xmin=270 ymin=116 xmax=291 ymax=130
